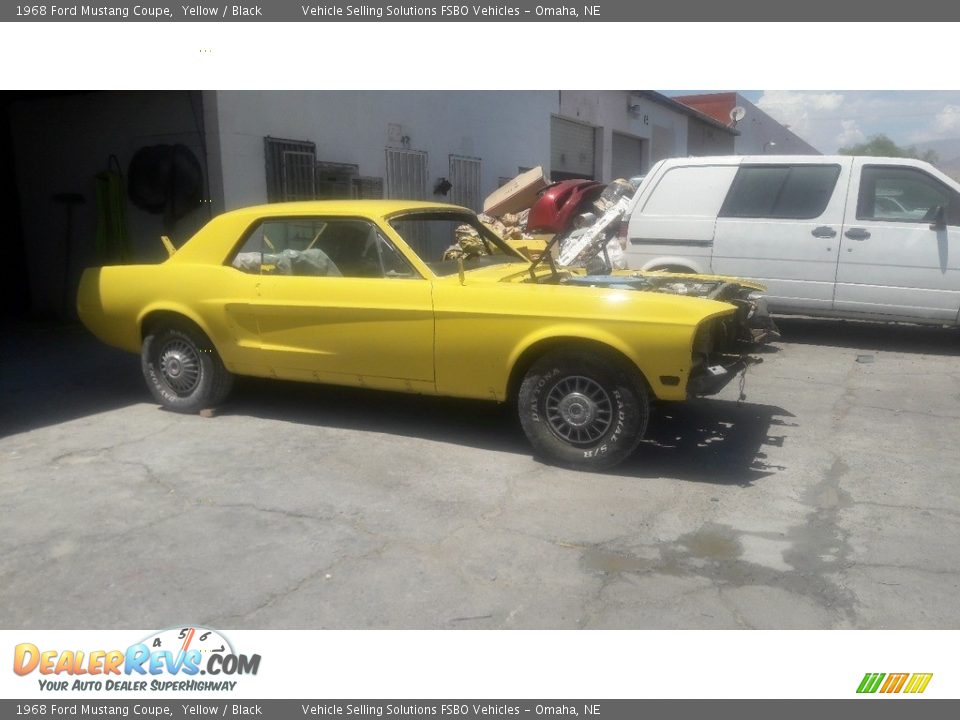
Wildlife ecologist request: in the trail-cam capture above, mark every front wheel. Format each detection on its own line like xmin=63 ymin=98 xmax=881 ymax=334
xmin=141 ymin=323 xmax=234 ymax=413
xmin=517 ymin=350 xmax=649 ymax=470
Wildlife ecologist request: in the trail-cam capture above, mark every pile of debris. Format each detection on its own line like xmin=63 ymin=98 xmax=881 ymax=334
xmin=443 ymin=209 xmax=532 ymax=261
xmin=444 ymin=165 xmax=640 ymax=272
xmin=477 ymin=209 xmax=530 ymax=241
xmin=544 ymin=177 xmax=637 ymax=271
xmin=444 ymin=224 xmax=489 ymax=261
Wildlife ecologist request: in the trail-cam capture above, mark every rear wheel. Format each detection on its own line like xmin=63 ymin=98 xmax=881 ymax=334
xmin=141 ymin=322 xmax=234 ymax=413
xmin=518 ymin=349 xmax=648 ymax=470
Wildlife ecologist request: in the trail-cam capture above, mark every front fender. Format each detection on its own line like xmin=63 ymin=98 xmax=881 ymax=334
xmin=506 ymin=323 xmax=641 ymax=378
xmin=502 ymin=320 xmax=702 ymax=403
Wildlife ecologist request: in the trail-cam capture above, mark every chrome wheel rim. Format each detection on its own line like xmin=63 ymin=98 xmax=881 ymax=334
xmin=158 ymin=339 xmax=201 ymax=395
xmin=545 ymin=375 xmax=613 ymax=445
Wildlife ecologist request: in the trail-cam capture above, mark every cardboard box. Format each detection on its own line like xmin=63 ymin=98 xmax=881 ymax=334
xmin=483 ymin=166 xmax=548 ymax=217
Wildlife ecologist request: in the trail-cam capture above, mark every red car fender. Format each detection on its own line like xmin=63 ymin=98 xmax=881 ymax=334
xmin=526 ymin=179 xmax=605 ymax=234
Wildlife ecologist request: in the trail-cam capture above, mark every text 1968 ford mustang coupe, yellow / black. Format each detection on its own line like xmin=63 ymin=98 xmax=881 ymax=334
xmin=78 ymin=200 xmax=774 ymax=470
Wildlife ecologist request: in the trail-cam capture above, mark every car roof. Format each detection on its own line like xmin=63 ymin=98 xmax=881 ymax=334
xmin=655 ymin=154 xmax=932 ymax=166
xmin=218 ymin=200 xmax=473 ymax=220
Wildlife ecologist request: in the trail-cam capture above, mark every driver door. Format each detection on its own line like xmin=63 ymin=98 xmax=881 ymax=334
xmin=234 ymin=216 xmax=435 ymax=389
xmin=835 ymin=161 xmax=960 ymax=322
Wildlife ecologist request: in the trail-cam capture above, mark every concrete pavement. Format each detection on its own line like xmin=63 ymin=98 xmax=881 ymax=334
xmin=2 ymin=320 xmax=959 ymax=629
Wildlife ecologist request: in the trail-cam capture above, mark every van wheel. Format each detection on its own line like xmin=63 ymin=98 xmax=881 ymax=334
xmin=518 ymin=350 xmax=648 ymax=470
xmin=141 ymin=323 xmax=234 ymax=413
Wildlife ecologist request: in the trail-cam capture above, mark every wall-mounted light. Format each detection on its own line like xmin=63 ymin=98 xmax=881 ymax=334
xmin=433 ymin=177 xmax=453 ymax=195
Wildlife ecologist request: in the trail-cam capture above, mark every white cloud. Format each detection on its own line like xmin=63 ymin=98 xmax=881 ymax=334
xmin=749 ymin=91 xmax=960 ymax=153
xmin=932 ymin=105 xmax=960 ymax=137
xmin=759 ymin=90 xmax=845 ymax=117
xmin=755 ymin=90 xmax=849 ymax=152
xmin=757 ymin=91 xmax=845 ymax=143
xmin=836 ymin=119 xmax=865 ymax=148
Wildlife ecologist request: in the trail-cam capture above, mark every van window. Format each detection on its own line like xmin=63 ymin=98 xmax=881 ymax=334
xmin=720 ymin=165 xmax=840 ymax=220
xmin=857 ymin=165 xmax=960 ymax=225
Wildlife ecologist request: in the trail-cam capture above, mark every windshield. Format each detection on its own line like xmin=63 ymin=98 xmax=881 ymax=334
xmin=388 ymin=211 xmax=522 ymax=276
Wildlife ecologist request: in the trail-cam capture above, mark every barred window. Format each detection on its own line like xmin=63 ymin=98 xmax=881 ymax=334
xmin=264 ymin=137 xmax=316 ymax=202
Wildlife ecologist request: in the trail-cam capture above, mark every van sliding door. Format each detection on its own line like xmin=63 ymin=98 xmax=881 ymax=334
xmin=712 ymin=159 xmax=851 ymax=314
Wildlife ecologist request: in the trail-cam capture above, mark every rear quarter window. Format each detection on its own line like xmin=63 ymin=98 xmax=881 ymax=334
xmin=720 ymin=164 xmax=841 ymax=220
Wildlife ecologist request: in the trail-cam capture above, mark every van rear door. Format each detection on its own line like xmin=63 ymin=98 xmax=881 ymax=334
xmin=711 ymin=158 xmax=852 ymax=314
xmin=835 ymin=160 xmax=960 ymax=323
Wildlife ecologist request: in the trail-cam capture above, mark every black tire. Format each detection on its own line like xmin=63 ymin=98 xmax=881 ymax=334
xmin=141 ymin=322 xmax=234 ymax=413
xmin=517 ymin=349 xmax=649 ymax=470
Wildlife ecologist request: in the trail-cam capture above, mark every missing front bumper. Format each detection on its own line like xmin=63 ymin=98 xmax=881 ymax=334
xmin=688 ymin=356 xmax=762 ymax=397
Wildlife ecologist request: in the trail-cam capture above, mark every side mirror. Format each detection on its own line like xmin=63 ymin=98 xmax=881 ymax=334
xmin=929 ymin=205 xmax=947 ymax=231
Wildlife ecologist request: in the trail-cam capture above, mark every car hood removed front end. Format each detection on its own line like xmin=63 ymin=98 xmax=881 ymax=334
xmin=530 ymin=268 xmax=780 ymax=397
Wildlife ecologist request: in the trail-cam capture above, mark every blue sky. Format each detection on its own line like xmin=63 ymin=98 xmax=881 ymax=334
xmin=664 ymin=91 xmax=960 ymax=154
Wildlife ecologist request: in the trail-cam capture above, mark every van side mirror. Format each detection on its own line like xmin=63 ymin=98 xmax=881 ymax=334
xmin=929 ymin=205 xmax=947 ymax=231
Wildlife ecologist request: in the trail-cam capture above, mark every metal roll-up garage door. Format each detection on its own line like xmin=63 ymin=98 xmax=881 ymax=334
xmin=612 ymin=132 xmax=645 ymax=179
xmin=551 ymin=116 xmax=596 ymax=180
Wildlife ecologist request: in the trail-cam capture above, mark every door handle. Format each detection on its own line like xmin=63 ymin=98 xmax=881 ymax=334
xmin=845 ymin=228 xmax=871 ymax=241
xmin=811 ymin=226 xmax=837 ymax=238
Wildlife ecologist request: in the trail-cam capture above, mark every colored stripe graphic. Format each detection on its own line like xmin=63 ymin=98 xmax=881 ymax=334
xmin=857 ymin=673 xmax=885 ymax=693
xmin=880 ymin=673 xmax=909 ymax=693
xmin=857 ymin=672 xmax=933 ymax=694
xmin=904 ymin=673 xmax=933 ymax=694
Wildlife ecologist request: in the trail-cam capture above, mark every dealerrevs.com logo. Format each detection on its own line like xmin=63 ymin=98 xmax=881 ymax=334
xmin=857 ymin=673 xmax=933 ymax=694
xmin=13 ymin=627 xmax=261 ymax=692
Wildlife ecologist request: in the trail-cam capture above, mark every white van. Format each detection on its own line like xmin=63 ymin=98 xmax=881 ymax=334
xmin=623 ymin=155 xmax=960 ymax=325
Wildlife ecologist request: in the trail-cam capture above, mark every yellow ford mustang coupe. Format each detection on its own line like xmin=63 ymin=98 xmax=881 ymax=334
xmin=78 ymin=200 xmax=772 ymax=470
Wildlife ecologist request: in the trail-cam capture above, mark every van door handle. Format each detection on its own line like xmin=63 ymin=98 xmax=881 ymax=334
xmin=811 ymin=226 xmax=837 ymax=238
xmin=845 ymin=228 xmax=871 ymax=241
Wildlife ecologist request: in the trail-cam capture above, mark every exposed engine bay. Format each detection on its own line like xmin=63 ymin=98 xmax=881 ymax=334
xmin=515 ymin=176 xmax=780 ymax=399
xmin=532 ymin=271 xmax=780 ymax=398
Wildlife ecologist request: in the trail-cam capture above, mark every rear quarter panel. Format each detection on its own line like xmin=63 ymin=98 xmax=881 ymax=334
xmin=77 ymin=263 xmax=261 ymax=369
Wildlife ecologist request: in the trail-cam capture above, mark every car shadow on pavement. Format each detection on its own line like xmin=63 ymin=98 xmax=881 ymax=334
xmin=0 ymin=324 xmax=144 ymax=437
xmin=3 ymin=325 xmax=792 ymax=487
xmin=775 ymin=317 xmax=960 ymax=356
xmin=224 ymin=376 xmax=530 ymax=454
xmin=622 ymin=399 xmax=794 ymax=486
xmin=225 ymin=378 xmax=792 ymax=486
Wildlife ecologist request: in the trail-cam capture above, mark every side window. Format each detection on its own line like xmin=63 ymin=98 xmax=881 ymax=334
xmin=230 ymin=218 xmax=417 ymax=278
xmin=857 ymin=166 xmax=960 ymax=225
xmin=720 ymin=165 xmax=841 ymax=220
xmin=373 ymin=232 xmax=419 ymax=277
